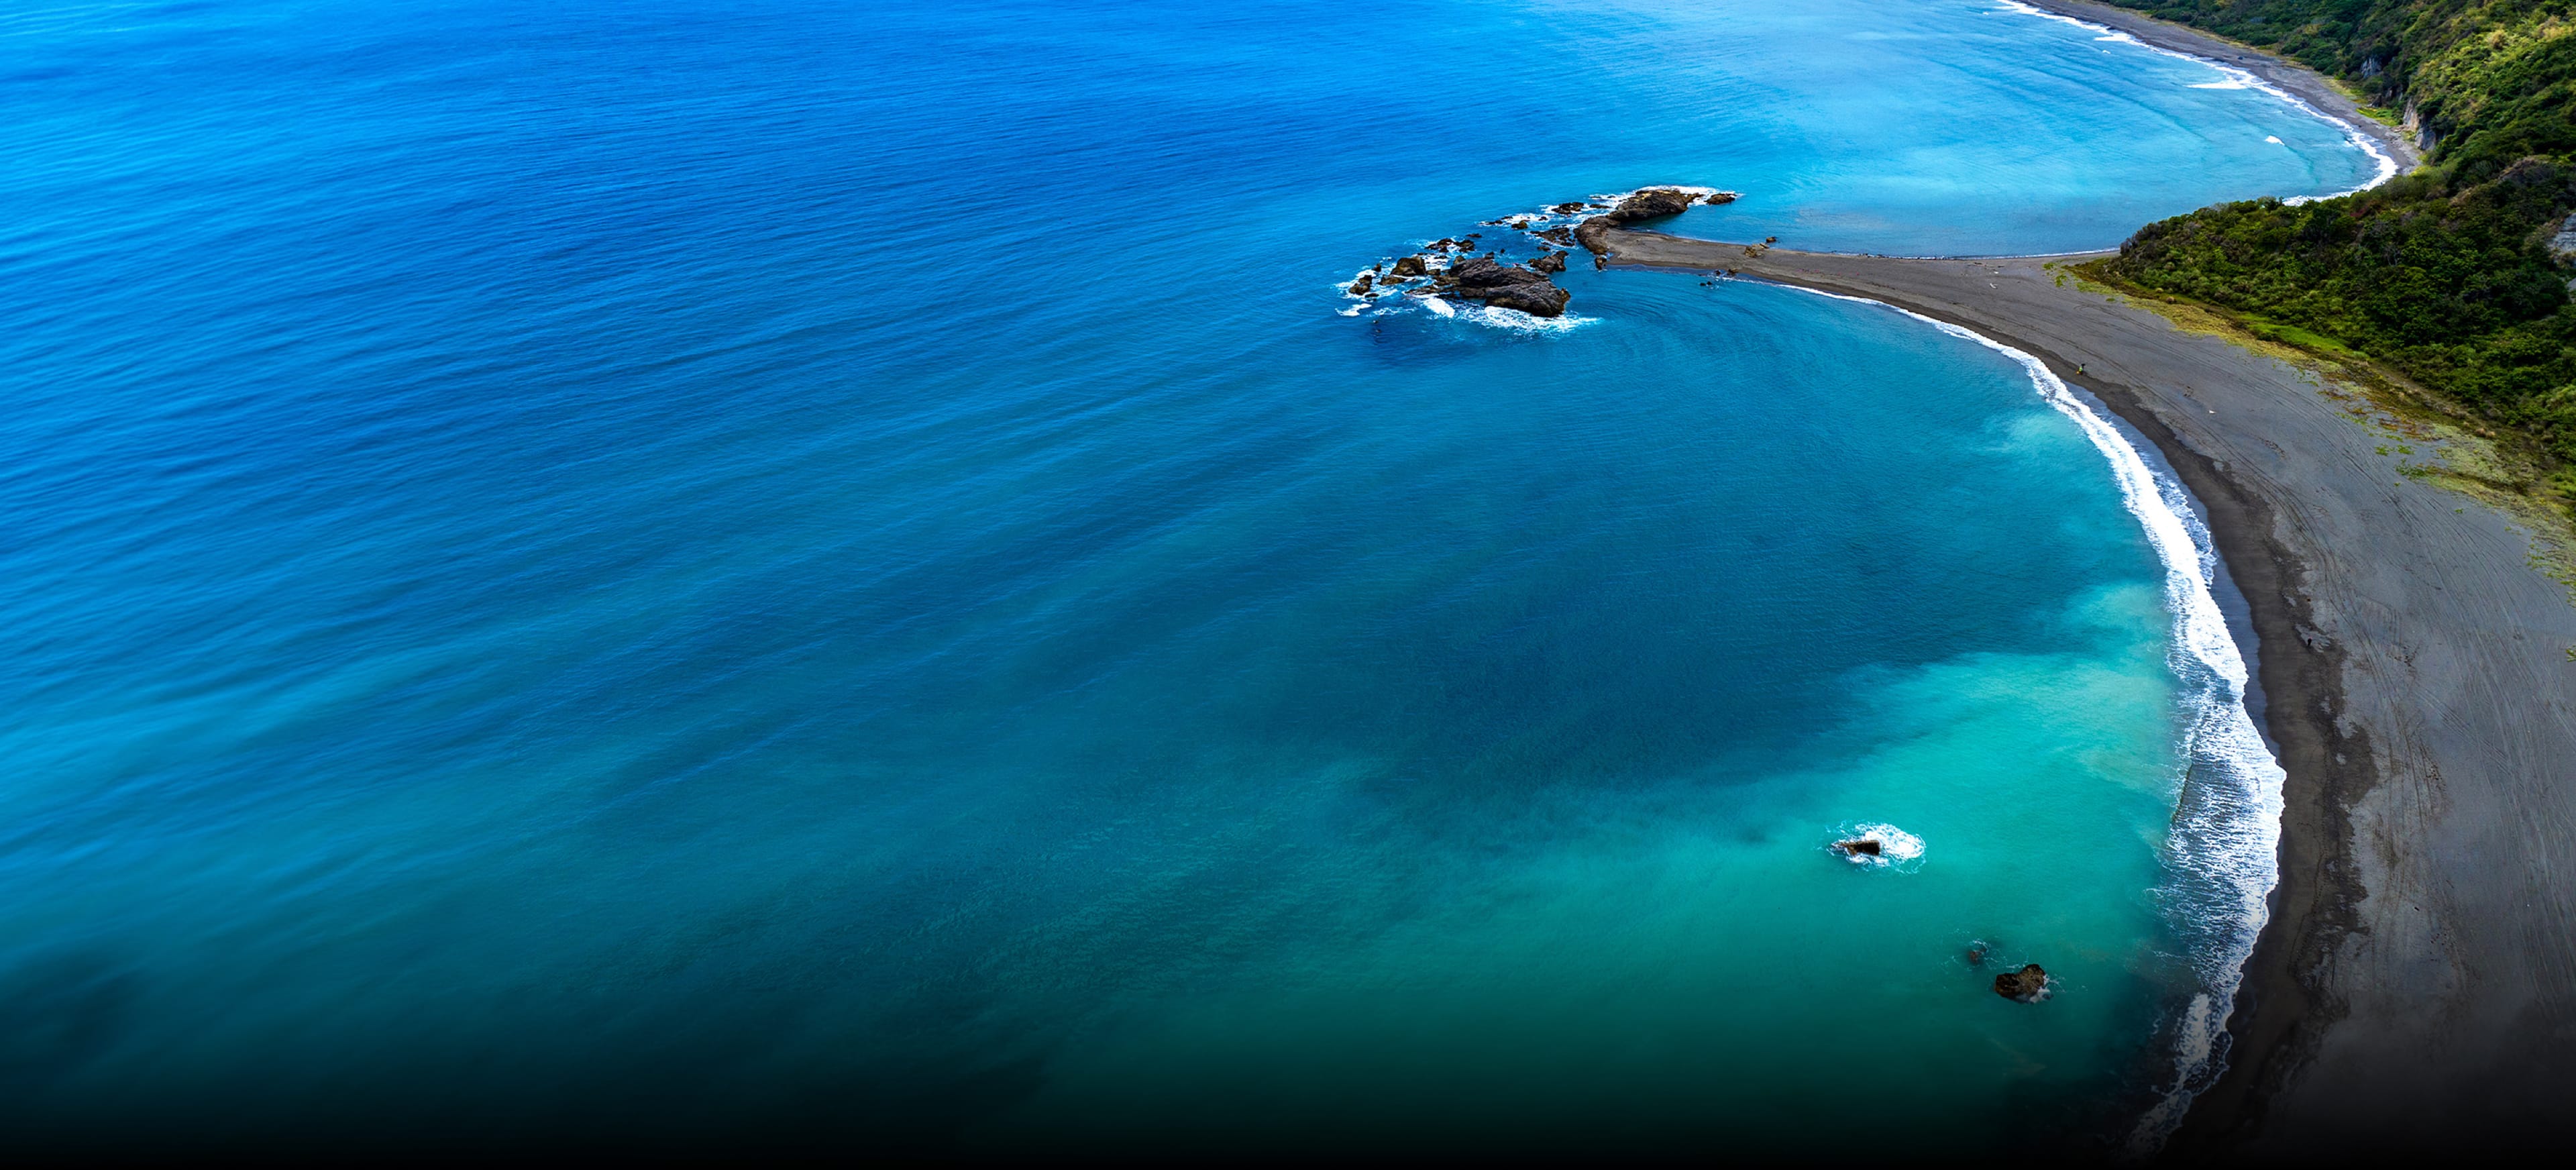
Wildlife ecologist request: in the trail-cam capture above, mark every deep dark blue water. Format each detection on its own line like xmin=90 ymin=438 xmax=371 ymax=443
xmin=0 ymin=0 xmax=2361 ymax=1152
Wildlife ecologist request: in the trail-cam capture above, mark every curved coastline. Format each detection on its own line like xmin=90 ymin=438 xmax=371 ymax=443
xmin=1572 ymin=6 xmax=2511 ymax=1153
xmin=2010 ymin=0 xmax=2420 ymax=178
xmin=1601 ymin=245 xmax=2576 ymax=1158
xmin=1783 ymin=278 xmax=2288 ymax=1150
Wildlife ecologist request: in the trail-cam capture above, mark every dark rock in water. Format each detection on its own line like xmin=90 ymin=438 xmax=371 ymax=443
xmin=1833 ymin=839 xmax=1881 ymax=857
xmin=1391 ymin=255 xmax=1428 ymax=278
xmin=1702 ymin=191 xmax=1739 ymax=205
xmin=1994 ymin=964 xmax=2048 ymax=1002
xmin=1605 ymin=187 xmax=1699 ymax=224
xmin=1348 ymin=274 xmax=1375 ymax=296
xmin=1531 ymin=251 xmax=1566 ymax=275
xmin=1450 ymin=256 xmax=1549 ymax=289
xmin=1764 ymin=235 xmax=1778 ymax=244
xmin=1552 ymin=202 xmax=1587 ymax=214
xmin=1536 ymin=226 xmax=1576 ymax=246
xmin=1966 ymin=943 xmax=1988 ymax=967
xmin=1473 ymin=282 xmax=1570 ymax=317
xmin=1574 ymin=217 xmax=1613 ymax=257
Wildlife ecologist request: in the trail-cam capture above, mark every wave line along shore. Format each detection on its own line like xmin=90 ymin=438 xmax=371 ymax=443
xmin=1596 ymin=225 xmax=2576 ymax=1153
xmin=1578 ymin=4 xmax=2576 ymax=1153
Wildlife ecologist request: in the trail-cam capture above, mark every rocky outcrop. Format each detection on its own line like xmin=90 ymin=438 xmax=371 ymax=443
xmin=1834 ymin=839 xmax=1882 ymax=857
xmin=1449 ymin=256 xmax=1548 ymax=289
xmin=1446 ymin=256 xmax=1569 ymax=316
xmin=2402 ymin=99 xmax=2437 ymax=152
xmin=1357 ymin=186 xmax=1735 ymax=319
xmin=1476 ymin=282 xmax=1571 ymax=317
xmin=1574 ymin=217 xmax=1615 ymax=262
xmin=1993 ymin=964 xmax=2048 ymax=1002
xmin=1605 ymin=187 xmax=1701 ymax=223
xmin=1574 ymin=187 xmax=1730 ymax=264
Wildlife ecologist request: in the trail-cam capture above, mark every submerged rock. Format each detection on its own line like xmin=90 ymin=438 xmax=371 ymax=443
xmin=1994 ymin=964 xmax=2049 ymax=1003
xmin=1702 ymin=191 xmax=1739 ymax=205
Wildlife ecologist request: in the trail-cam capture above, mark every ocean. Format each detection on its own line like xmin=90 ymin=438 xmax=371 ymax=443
xmin=0 ymin=0 xmax=2375 ymax=1153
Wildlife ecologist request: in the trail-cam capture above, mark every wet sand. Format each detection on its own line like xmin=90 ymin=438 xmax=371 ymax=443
xmin=1600 ymin=231 xmax=2576 ymax=1154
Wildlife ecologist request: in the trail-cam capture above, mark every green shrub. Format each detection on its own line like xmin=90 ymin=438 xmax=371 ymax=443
xmin=2101 ymin=2 xmax=2576 ymax=469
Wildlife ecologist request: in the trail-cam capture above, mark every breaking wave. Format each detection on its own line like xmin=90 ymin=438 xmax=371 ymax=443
xmin=1991 ymin=0 xmax=2399 ymax=197
xmin=1780 ymin=282 xmax=2288 ymax=1156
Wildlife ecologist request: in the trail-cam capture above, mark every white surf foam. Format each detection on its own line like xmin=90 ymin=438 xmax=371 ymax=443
xmin=1459 ymin=303 xmax=1596 ymax=333
xmin=1991 ymin=1 xmax=2400 ymax=197
xmin=1782 ymin=283 xmax=2287 ymax=1155
xmin=1831 ymin=822 xmax=1927 ymax=871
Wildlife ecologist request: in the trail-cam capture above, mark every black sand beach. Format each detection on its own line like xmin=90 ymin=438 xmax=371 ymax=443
xmin=1599 ymin=220 xmax=2576 ymax=1152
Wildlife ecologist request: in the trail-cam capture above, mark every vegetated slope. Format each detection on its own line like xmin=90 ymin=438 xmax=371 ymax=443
xmin=2100 ymin=1 xmax=2576 ymax=482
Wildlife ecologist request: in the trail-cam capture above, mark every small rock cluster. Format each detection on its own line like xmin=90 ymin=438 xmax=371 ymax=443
xmin=1965 ymin=941 xmax=2049 ymax=1004
xmin=1346 ymin=187 xmax=1737 ymax=319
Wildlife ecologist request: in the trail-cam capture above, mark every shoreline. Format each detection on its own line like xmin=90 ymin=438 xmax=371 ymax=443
xmin=1574 ymin=7 xmax=2485 ymax=1153
xmin=1601 ymin=229 xmax=2576 ymax=1155
xmin=1784 ymin=283 xmax=2291 ymax=1152
xmin=2015 ymin=1 xmax=2420 ymax=178
xmin=1618 ymin=243 xmax=2348 ymax=1151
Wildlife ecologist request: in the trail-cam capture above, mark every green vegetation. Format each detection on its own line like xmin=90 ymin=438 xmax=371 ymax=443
xmin=2098 ymin=1 xmax=2576 ymax=479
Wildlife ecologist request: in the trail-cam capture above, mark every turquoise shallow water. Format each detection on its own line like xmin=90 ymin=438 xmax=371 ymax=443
xmin=0 ymin=0 xmax=2357 ymax=1152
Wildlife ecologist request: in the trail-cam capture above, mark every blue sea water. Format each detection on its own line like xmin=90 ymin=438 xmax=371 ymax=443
xmin=0 ymin=0 xmax=2368 ymax=1153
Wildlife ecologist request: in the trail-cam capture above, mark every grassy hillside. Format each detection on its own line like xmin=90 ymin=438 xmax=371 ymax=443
xmin=2094 ymin=2 xmax=2576 ymax=474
